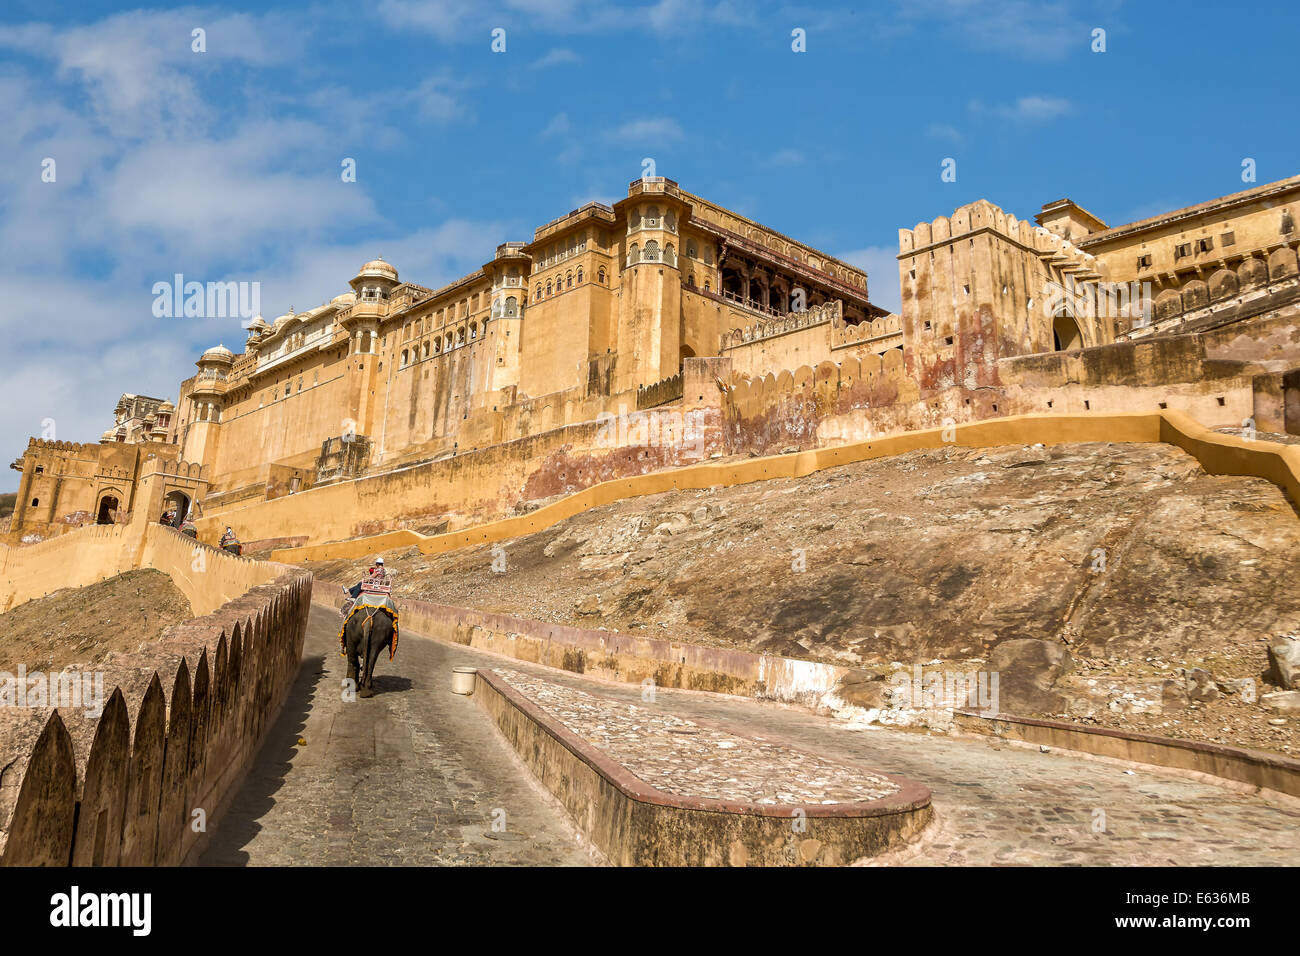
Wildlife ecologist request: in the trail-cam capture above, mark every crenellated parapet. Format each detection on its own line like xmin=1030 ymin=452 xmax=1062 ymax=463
xmin=899 ymin=199 xmax=1105 ymax=283
xmin=722 ymin=300 xmax=843 ymax=351
xmin=635 ymin=372 xmax=684 ymax=410
xmin=142 ymin=457 xmax=208 ymax=481
xmin=832 ymin=312 xmax=903 ymax=350
xmin=23 ymin=438 xmax=93 ymax=454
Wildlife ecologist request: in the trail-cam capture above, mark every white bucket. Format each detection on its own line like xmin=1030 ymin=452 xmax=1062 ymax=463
xmin=451 ymin=666 xmax=478 ymax=696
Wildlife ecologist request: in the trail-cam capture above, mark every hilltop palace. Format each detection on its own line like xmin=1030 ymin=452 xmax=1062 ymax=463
xmin=9 ymin=174 xmax=1300 ymax=549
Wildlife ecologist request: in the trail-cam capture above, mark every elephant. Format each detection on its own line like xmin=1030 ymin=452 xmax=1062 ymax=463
xmin=343 ymin=605 xmax=396 ymax=698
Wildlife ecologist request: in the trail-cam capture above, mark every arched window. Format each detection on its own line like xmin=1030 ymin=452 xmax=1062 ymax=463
xmin=704 ymin=279 xmax=710 ymax=291
xmin=423 ymin=341 xmax=430 ymax=357
xmin=646 ymin=205 xmax=660 ymax=227
xmin=687 ymin=273 xmax=696 ymax=287
xmin=664 ymin=243 xmax=676 ymax=266
xmin=470 ymin=322 xmax=478 ymax=340
xmin=535 ymin=284 xmax=541 ymax=301
xmin=598 ymin=266 xmax=606 ymax=283
xmin=566 ymin=271 xmax=573 ymax=289
xmin=629 ymin=209 xmax=641 ymax=231
xmin=644 ymin=240 xmax=659 ymax=262
xmin=433 ymin=336 xmax=441 ymax=353
xmin=576 ymin=267 xmax=583 ymax=284
xmin=401 ymin=348 xmax=409 ymax=366
xmin=546 ymin=279 xmax=552 ymax=296
xmin=628 ymin=243 xmax=639 ymax=266
xmin=665 ymin=211 xmax=677 ymax=232
xmin=457 ymin=327 xmax=466 ymax=346
xmin=687 ymin=241 xmax=697 ymax=259
xmin=505 ymin=296 xmax=517 ymax=316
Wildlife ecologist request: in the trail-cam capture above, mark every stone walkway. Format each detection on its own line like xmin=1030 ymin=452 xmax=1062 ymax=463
xmin=200 ymin=609 xmax=599 ymax=865
xmin=203 ymin=604 xmax=1300 ymax=866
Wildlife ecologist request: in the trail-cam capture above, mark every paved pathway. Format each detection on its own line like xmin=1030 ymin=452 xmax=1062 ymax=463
xmin=200 ymin=607 xmax=599 ymax=865
xmin=204 ymin=605 xmax=1300 ymax=866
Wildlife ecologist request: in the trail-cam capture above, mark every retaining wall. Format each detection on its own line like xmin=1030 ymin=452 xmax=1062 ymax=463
xmin=953 ymin=711 xmax=1300 ymax=799
xmin=474 ymin=669 xmax=932 ymax=866
xmin=277 ymin=409 xmax=1300 ymax=564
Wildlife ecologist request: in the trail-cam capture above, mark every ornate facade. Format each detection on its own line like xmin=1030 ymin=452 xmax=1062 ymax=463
xmin=8 ymin=173 xmax=1300 ymax=546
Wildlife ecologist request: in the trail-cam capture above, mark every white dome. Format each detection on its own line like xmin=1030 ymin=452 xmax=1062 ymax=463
xmin=200 ymin=343 xmax=235 ymax=363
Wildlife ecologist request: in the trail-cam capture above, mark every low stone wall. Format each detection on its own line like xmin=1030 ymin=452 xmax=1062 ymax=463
xmin=311 ymin=581 xmax=854 ymax=709
xmin=1 ymin=522 xmax=279 ymax=615
xmin=953 ymin=711 xmax=1300 ymax=799
xmin=474 ymin=669 xmax=932 ymax=866
xmin=0 ymin=533 xmax=312 ymax=866
xmin=277 ymin=408 xmax=1300 ymax=564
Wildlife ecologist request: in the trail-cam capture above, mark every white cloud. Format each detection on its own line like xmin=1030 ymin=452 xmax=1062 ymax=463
xmin=411 ymin=72 xmax=465 ymax=122
xmin=970 ymin=95 xmax=1073 ymax=123
xmin=893 ymin=0 xmax=1086 ymax=60
xmin=607 ymin=116 xmax=684 ymax=144
xmin=926 ymin=122 xmax=965 ymax=145
xmin=769 ymin=148 xmax=804 ymax=167
xmin=0 ymin=7 xmax=500 ymax=491
xmin=539 ymin=112 xmax=572 ymax=139
xmin=531 ymin=47 xmax=581 ymax=69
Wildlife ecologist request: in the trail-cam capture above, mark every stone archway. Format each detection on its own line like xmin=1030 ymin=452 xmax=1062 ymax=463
xmin=163 ymin=490 xmax=191 ymax=527
xmin=1053 ymin=311 xmax=1084 ymax=351
xmin=96 ymin=494 xmax=120 ymax=525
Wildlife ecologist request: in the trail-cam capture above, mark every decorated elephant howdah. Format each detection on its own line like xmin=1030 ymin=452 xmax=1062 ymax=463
xmin=339 ymin=593 xmax=398 ymax=698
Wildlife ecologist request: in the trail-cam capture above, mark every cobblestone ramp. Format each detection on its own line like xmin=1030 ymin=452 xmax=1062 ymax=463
xmin=203 ymin=604 xmax=1300 ymax=866
xmin=476 ymin=668 xmax=932 ymax=865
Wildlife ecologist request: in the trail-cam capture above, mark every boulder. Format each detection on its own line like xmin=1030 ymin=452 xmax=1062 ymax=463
xmin=1268 ymin=634 xmax=1300 ymax=690
xmin=830 ymin=670 xmax=889 ymax=709
xmin=1161 ymin=679 xmax=1189 ymax=712
xmin=1261 ymin=690 xmax=1300 ymax=714
xmin=986 ymin=638 xmax=1073 ymax=714
xmin=1186 ymin=667 xmax=1219 ymax=703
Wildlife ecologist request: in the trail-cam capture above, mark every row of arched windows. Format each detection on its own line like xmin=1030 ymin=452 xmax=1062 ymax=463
xmin=533 ymin=265 xmax=607 ymax=301
xmin=628 ymin=241 xmax=677 ymax=267
xmin=398 ymin=321 xmax=481 ymax=367
xmin=628 ymin=206 xmax=677 ymax=234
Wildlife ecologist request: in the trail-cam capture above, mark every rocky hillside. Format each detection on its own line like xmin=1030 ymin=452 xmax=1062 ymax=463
xmin=0 ymin=568 xmax=193 ymax=674
xmin=312 ymin=441 xmax=1300 ymax=755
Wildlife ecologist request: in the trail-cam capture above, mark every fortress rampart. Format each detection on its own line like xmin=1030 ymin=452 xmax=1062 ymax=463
xmin=0 ymin=524 xmax=310 ymax=865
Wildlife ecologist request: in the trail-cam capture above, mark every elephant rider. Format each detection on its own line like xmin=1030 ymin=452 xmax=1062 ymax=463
xmin=342 ymin=557 xmax=392 ymax=617
xmin=219 ymin=527 xmax=241 ymax=554
xmin=366 ymin=556 xmax=393 ymax=588
xmin=179 ymin=518 xmax=198 ymax=538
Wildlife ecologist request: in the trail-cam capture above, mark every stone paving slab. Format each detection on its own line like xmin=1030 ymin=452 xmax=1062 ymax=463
xmin=492 ymin=667 xmax=899 ymax=805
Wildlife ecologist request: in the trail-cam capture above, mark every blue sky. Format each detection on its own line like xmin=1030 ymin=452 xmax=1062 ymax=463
xmin=2 ymin=0 xmax=1296 ymax=491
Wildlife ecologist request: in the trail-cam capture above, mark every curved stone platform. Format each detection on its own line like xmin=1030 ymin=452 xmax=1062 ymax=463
xmin=473 ymin=667 xmax=932 ymax=866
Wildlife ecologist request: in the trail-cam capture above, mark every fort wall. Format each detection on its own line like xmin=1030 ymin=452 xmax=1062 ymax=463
xmin=270 ymin=409 xmax=1300 ymax=564
xmin=0 ymin=527 xmax=310 ymax=865
xmin=193 ymin=386 xmax=727 ymax=553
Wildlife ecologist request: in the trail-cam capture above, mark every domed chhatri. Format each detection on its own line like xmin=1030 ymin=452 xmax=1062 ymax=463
xmin=199 ymin=343 xmax=235 ymax=364
xmin=355 ymin=256 xmax=398 ymax=283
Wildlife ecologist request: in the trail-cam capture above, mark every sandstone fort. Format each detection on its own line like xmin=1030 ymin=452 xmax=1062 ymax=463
xmin=9 ymin=173 xmax=1300 ymax=549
